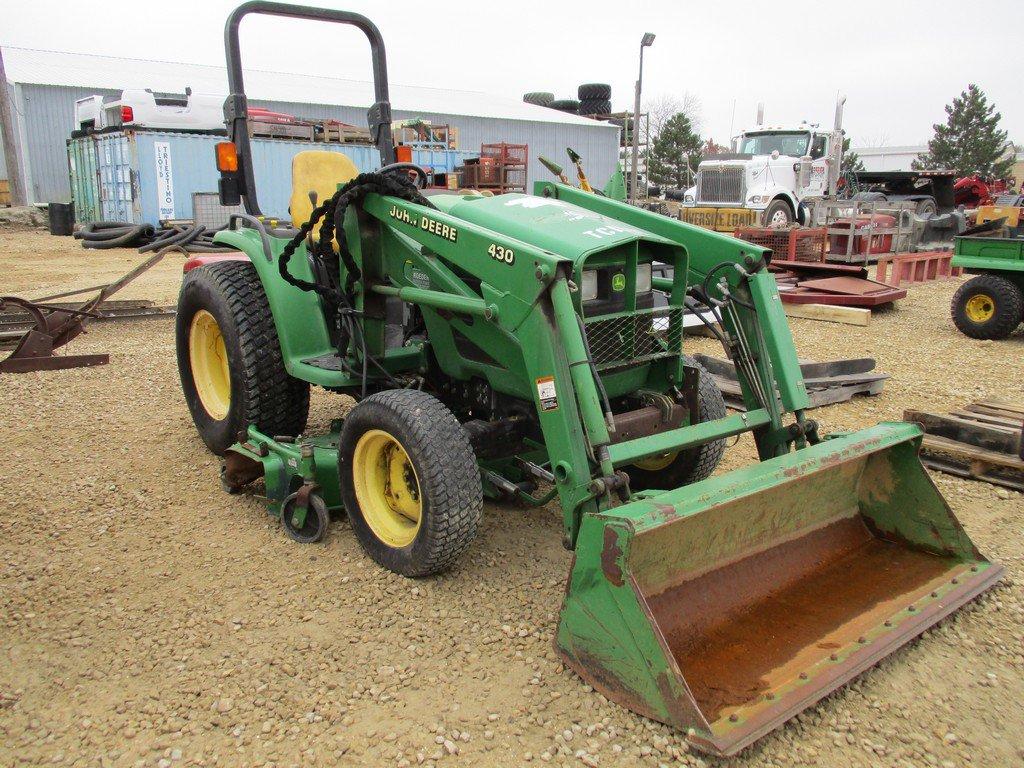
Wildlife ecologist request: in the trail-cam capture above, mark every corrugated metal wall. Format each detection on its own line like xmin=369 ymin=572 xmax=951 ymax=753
xmin=248 ymin=98 xmax=621 ymax=194
xmin=6 ymin=83 xmax=619 ymax=205
xmin=0 ymin=82 xmax=11 ymax=180
xmin=17 ymin=84 xmax=119 ymax=203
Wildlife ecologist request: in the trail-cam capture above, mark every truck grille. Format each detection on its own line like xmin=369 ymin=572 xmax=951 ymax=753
xmin=583 ymin=307 xmax=683 ymax=371
xmin=696 ymin=167 xmax=744 ymax=204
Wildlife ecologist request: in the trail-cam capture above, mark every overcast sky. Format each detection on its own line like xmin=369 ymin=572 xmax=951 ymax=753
xmin=3 ymin=0 xmax=1021 ymax=148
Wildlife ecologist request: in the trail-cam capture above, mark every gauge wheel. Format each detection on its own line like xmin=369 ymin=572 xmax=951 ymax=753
xmin=339 ymin=389 xmax=482 ymax=577
xmin=627 ymin=356 xmax=727 ymax=491
xmin=176 ymin=260 xmax=310 ymax=454
xmin=281 ymin=491 xmax=330 ymax=544
xmin=951 ymin=274 xmax=1024 ymax=339
xmin=762 ymin=199 xmax=794 ymax=228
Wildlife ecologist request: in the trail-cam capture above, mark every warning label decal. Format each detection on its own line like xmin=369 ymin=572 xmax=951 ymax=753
xmin=536 ymin=376 xmax=558 ymax=411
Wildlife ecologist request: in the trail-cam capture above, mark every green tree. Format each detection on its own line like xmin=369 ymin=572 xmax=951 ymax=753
xmin=841 ymin=137 xmax=865 ymax=175
xmin=648 ymin=112 xmax=704 ymax=188
xmin=913 ymin=84 xmax=1013 ymax=177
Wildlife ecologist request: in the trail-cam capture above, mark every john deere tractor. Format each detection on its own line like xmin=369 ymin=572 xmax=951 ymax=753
xmin=175 ymin=2 xmax=1002 ymax=756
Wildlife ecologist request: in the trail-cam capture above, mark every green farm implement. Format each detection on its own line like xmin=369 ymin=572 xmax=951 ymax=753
xmin=175 ymin=2 xmax=1002 ymax=755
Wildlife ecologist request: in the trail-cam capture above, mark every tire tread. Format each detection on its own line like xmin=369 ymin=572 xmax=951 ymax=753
xmin=178 ymin=261 xmax=309 ymax=451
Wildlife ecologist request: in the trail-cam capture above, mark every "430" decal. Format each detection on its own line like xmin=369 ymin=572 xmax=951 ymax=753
xmin=488 ymin=243 xmax=515 ymax=265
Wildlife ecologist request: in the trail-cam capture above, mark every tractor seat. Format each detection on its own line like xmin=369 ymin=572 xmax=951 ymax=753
xmin=289 ymin=151 xmax=359 ymax=235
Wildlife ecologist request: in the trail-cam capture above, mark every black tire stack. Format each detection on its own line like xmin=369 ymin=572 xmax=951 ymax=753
xmin=577 ymin=83 xmax=612 ymax=116
xmin=524 ymin=83 xmax=613 ymax=117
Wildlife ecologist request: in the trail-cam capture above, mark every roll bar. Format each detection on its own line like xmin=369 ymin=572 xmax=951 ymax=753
xmin=222 ymin=1 xmax=397 ymax=215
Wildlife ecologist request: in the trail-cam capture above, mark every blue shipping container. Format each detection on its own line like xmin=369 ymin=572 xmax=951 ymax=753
xmin=67 ymin=130 xmax=477 ymax=226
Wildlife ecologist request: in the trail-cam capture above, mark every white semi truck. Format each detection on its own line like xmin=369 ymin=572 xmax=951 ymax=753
xmin=680 ymin=99 xmax=847 ymax=232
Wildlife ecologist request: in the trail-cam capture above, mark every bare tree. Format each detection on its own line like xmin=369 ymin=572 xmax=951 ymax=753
xmin=644 ymin=92 xmax=703 ymax=139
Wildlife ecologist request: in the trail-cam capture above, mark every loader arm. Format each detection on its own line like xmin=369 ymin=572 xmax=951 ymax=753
xmin=536 ymin=181 xmax=812 ymax=452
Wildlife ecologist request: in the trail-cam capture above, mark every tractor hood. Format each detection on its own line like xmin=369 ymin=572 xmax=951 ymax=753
xmin=429 ymin=193 xmax=682 ymax=265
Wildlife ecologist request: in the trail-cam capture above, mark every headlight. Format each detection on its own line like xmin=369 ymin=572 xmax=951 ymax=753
xmin=684 ymin=194 xmax=694 ymax=203
xmin=581 ymin=269 xmax=598 ymax=301
xmin=635 ymin=263 xmax=652 ymax=293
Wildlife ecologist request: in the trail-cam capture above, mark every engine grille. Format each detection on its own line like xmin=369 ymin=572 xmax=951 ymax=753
xmin=583 ymin=306 xmax=684 ymax=371
xmin=696 ymin=167 xmax=744 ymax=204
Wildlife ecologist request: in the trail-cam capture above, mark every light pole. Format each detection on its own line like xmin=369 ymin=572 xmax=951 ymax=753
xmin=630 ymin=32 xmax=655 ymax=204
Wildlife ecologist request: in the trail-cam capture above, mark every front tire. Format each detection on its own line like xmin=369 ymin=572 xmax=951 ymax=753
xmin=951 ymin=274 xmax=1024 ymax=339
xmin=763 ymin=199 xmax=794 ymax=228
xmin=628 ymin=356 xmax=727 ymax=491
xmin=339 ymin=390 xmax=482 ymax=577
xmin=176 ymin=260 xmax=310 ymax=454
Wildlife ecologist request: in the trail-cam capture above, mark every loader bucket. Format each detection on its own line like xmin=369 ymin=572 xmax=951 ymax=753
xmin=556 ymin=422 xmax=1002 ymax=756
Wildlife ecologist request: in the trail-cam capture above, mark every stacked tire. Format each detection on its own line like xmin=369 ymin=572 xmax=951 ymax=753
xmin=549 ymin=99 xmax=581 ymax=114
xmin=523 ymin=91 xmax=554 ymax=107
xmin=578 ymin=83 xmax=612 ymax=116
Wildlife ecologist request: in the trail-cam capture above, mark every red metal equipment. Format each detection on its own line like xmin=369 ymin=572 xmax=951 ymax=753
xmin=734 ymin=226 xmax=827 ymax=263
xmin=954 ymin=175 xmax=1009 ymax=208
xmin=876 ymin=251 xmax=963 ymax=286
xmin=829 ymin=214 xmax=896 ymax=256
xmin=772 ymin=261 xmax=907 ymax=307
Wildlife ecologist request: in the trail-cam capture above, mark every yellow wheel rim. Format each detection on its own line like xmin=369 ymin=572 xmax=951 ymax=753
xmin=352 ymin=429 xmax=423 ymax=548
xmin=965 ymin=294 xmax=995 ymax=323
xmin=633 ymin=451 xmax=679 ymax=472
xmin=189 ymin=310 xmax=231 ymax=420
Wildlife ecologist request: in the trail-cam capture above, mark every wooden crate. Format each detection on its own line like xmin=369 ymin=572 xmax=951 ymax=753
xmin=905 ymin=400 xmax=1024 ymax=491
xmin=320 ymin=122 xmax=371 ymax=144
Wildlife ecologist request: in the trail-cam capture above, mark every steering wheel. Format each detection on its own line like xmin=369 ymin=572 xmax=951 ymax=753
xmin=380 ymin=162 xmax=429 ymax=190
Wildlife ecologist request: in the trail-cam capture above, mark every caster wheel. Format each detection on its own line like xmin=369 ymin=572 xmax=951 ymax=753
xmin=281 ymin=490 xmax=329 ymax=544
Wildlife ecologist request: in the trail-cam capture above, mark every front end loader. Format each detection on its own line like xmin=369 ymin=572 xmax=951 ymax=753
xmin=175 ymin=2 xmax=1003 ymax=756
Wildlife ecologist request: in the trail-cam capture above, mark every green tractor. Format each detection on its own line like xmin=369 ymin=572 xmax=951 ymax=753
xmin=175 ymin=2 xmax=1002 ymax=756
xmin=951 ymin=232 xmax=1024 ymax=339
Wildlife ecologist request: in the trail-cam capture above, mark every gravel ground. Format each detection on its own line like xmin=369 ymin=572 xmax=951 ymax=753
xmin=2 ymin=232 xmax=1023 ymax=768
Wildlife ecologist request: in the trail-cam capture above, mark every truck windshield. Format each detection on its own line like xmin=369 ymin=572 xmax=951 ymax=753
xmin=740 ymin=132 xmax=810 ymax=157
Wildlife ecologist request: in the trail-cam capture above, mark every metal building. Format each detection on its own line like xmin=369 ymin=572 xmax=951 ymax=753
xmin=0 ymin=46 xmax=619 ymax=206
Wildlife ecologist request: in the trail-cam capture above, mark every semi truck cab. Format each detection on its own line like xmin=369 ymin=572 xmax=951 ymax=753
xmin=681 ymin=124 xmax=836 ymax=231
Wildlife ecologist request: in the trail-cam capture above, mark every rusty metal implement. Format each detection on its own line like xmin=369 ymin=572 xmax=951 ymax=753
xmin=557 ymin=423 xmax=1001 ymax=756
xmin=0 ymin=244 xmax=187 ymax=374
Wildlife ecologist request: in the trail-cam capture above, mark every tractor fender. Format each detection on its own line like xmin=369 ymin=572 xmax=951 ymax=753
xmin=210 ymin=228 xmax=337 ymax=386
xmin=182 ymin=253 xmax=251 ymax=273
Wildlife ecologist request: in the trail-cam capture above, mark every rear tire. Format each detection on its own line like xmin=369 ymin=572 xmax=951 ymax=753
xmin=339 ymin=389 xmax=482 ymax=577
xmin=627 ymin=357 xmax=727 ymax=491
xmin=176 ymin=260 xmax=310 ymax=454
xmin=951 ymin=274 xmax=1024 ymax=339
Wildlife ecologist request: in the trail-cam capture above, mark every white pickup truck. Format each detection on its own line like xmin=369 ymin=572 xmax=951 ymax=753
xmin=680 ymin=100 xmax=846 ymax=232
xmin=73 ymin=89 xmax=225 ymax=136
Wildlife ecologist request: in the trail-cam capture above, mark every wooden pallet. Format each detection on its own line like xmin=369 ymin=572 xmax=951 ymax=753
xmin=904 ymin=401 xmax=1024 ymax=491
xmin=695 ymin=354 xmax=888 ymax=411
xmin=319 ymin=123 xmax=372 ymax=144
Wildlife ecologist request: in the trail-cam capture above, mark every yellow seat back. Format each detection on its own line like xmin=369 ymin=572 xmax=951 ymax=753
xmin=290 ymin=151 xmax=359 ymax=235
xmin=976 ymin=205 xmax=1022 ymax=227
